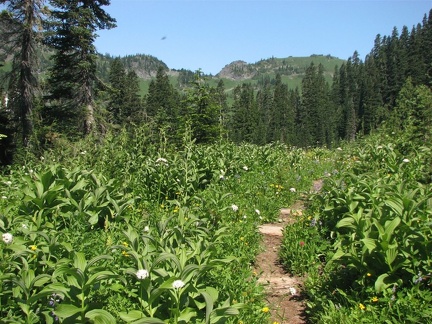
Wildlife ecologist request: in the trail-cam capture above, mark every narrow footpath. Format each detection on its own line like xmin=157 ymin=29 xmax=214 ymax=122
xmin=255 ymin=181 xmax=323 ymax=323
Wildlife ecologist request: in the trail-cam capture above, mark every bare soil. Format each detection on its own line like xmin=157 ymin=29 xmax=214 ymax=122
xmin=254 ymin=180 xmax=323 ymax=323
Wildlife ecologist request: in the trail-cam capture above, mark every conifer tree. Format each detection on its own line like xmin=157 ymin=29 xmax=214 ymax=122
xmin=145 ymin=66 xmax=179 ymax=134
xmin=107 ymin=57 xmax=126 ymax=123
xmin=182 ymin=71 xmax=219 ymax=144
xmin=123 ymin=70 xmax=142 ymax=123
xmin=0 ymin=0 xmax=46 ymax=147
xmin=44 ymin=0 xmax=116 ymax=136
xmin=272 ymin=73 xmax=294 ymax=143
xmin=230 ymin=83 xmax=257 ymax=143
xmin=255 ymin=78 xmax=272 ymax=144
xmin=214 ymin=79 xmax=228 ymax=140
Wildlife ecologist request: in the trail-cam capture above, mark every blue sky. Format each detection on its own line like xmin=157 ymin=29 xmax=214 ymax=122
xmin=95 ymin=0 xmax=432 ymax=75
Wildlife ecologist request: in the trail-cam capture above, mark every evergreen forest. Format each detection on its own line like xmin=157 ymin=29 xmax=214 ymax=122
xmin=0 ymin=2 xmax=431 ymax=162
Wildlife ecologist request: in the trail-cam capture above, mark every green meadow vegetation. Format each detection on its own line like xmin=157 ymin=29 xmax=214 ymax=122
xmin=1 ymin=115 xmax=431 ymax=323
xmin=0 ymin=127 xmax=335 ymax=323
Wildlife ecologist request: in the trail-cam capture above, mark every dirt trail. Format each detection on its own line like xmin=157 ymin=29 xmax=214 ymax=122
xmin=255 ymin=180 xmax=323 ymax=324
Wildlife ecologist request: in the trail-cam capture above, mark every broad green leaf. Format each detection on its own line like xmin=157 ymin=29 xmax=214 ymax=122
xmin=178 ymin=308 xmax=197 ymax=322
xmin=32 ymin=274 xmax=52 ymax=287
xmin=119 ymin=310 xmax=145 ymax=322
xmin=54 ymin=304 xmax=83 ymax=318
xmin=158 ymin=277 xmax=177 ymax=289
xmin=375 ymin=273 xmax=389 ymax=293
xmin=152 ymin=252 xmax=181 ymax=272
xmin=35 ymin=181 xmax=44 ymax=199
xmin=361 ymin=238 xmax=377 ymax=253
xmin=87 ymin=254 xmax=114 ymax=268
xmin=86 ymin=270 xmax=116 ymax=287
xmin=88 ymin=212 xmax=99 ymax=225
xmin=330 ymin=249 xmax=345 ymax=262
xmin=336 ymin=217 xmax=355 ymax=229
xmin=131 ymin=318 xmax=165 ymax=324
xmin=70 ymin=178 xmax=88 ymax=192
xmin=385 ymin=247 xmax=398 ymax=268
xmin=372 ymin=219 xmax=385 ymax=236
xmin=210 ymin=304 xmax=242 ymax=323
xmin=73 ymin=252 xmax=87 ymax=272
xmin=181 ymin=264 xmax=199 ymax=282
xmin=18 ymin=302 xmax=30 ymax=315
xmin=85 ymin=309 xmax=116 ymax=324
xmin=200 ymin=291 xmax=214 ymax=324
xmin=385 ymin=198 xmax=404 ymax=216
xmin=383 ymin=217 xmax=401 ymax=241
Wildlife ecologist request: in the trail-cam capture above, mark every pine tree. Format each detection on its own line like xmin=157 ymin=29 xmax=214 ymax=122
xmin=107 ymin=57 xmax=126 ymax=123
xmin=44 ymin=0 xmax=116 ymax=135
xmin=145 ymin=66 xmax=179 ymax=134
xmin=122 ymin=70 xmax=142 ymax=123
xmin=229 ymin=83 xmax=257 ymax=143
xmin=299 ymin=63 xmax=331 ymax=146
xmin=255 ymin=78 xmax=272 ymax=144
xmin=272 ymin=73 xmax=294 ymax=143
xmin=182 ymin=71 xmax=219 ymax=144
xmin=0 ymin=0 xmax=46 ymax=147
xmin=214 ymin=79 xmax=228 ymax=140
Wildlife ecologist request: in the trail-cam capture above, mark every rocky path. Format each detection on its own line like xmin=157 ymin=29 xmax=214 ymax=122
xmin=255 ymin=181 xmax=323 ymax=323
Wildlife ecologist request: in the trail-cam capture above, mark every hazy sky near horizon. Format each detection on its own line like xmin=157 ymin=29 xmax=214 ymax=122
xmin=94 ymin=0 xmax=432 ymax=75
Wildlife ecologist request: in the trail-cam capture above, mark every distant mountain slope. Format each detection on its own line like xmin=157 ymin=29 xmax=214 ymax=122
xmin=1 ymin=49 xmax=346 ymax=95
xmin=216 ymin=55 xmax=345 ymax=81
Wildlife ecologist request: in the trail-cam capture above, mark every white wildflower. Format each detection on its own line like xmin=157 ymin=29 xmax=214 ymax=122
xmin=242 ymin=166 xmax=248 ymax=171
xmin=402 ymin=158 xmax=410 ymax=163
xmin=2 ymin=233 xmax=13 ymax=244
xmin=144 ymin=226 xmax=150 ymax=232
xmin=289 ymin=287 xmax=297 ymax=295
xmin=1 ymin=196 xmax=6 ymax=199
xmin=255 ymin=209 xmax=260 ymax=215
xmin=336 ymin=147 xmax=342 ymax=151
xmin=243 ymin=215 xmax=247 ymax=219
xmin=289 ymin=187 xmax=296 ymax=193
xmin=231 ymin=204 xmax=239 ymax=212
xmin=80 ymin=151 xmax=86 ymax=155
xmin=172 ymin=280 xmax=185 ymax=289
xmin=136 ymin=269 xmax=149 ymax=280
xmin=156 ymin=157 xmax=168 ymax=165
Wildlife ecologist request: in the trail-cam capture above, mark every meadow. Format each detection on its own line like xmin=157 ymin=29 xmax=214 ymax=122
xmin=1 ymin=125 xmax=431 ymax=323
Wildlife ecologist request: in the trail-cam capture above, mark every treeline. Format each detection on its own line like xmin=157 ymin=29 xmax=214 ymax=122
xmin=0 ymin=1 xmax=432 ymax=165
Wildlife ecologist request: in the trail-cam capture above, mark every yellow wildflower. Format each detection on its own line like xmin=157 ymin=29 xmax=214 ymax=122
xmin=371 ymin=296 xmax=378 ymax=302
xmin=122 ymin=242 xmax=129 ymax=247
xmin=240 ymin=237 xmax=244 ymax=241
xmin=30 ymin=245 xmax=37 ymax=251
xmin=262 ymin=306 xmax=270 ymax=313
xmin=359 ymin=303 xmax=366 ymax=310
xmin=366 ymin=273 xmax=372 ymax=277
xmin=122 ymin=251 xmax=129 ymax=257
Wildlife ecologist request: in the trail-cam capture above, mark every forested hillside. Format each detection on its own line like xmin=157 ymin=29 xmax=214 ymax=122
xmin=0 ymin=1 xmax=432 ymax=165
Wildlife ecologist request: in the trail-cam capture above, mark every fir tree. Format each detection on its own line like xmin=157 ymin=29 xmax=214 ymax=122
xmin=182 ymin=71 xmax=219 ymax=144
xmin=0 ymin=0 xmax=46 ymax=147
xmin=44 ymin=0 xmax=116 ymax=136
xmin=107 ymin=57 xmax=126 ymax=123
